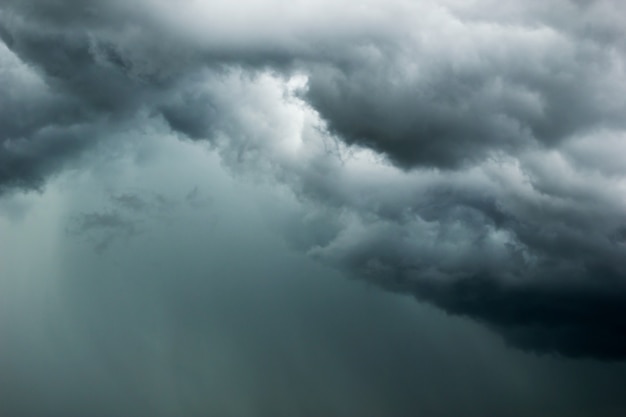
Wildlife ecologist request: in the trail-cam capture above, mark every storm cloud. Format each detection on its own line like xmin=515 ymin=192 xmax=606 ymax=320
xmin=2 ymin=0 xmax=626 ymax=372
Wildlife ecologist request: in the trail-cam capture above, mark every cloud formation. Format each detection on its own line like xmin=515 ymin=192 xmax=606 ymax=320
xmin=2 ymin=0 xmax=626 ymax=359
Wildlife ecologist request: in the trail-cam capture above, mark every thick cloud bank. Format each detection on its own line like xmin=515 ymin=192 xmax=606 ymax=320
xmin=2 ymin=0 xmax=626 ymax=359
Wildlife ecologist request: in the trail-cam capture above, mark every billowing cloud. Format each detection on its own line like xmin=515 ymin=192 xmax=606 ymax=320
xmin=304 ymin=0 xmax=626 ymax=168
xmin=2 ymin=0 xmax=626 ymax=361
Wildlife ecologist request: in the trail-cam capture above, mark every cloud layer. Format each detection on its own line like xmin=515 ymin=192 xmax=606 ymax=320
xmin=2 ymin=0 xmax=626 ymax=359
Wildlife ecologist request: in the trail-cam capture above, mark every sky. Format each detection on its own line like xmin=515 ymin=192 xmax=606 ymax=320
xmin=1 ymin=0 xmax=626 ymax=415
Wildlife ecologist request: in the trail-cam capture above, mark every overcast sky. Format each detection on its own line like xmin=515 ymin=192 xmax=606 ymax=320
xmin=2 ymin=0 xmax=626 ymax=416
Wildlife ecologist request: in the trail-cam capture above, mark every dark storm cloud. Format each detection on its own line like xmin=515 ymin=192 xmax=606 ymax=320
xmin=352 ymin=261 xmax=626 ymax=359
xmin=2 ymin=0 xmax=625 ymax=178
xmin=0 ymin=38 xmax=93 ymax=191
xmin=0 ymin=0 xmax=205 ymax=190
xmin=303 ymin=1 xmax=626 ymax=169
xmin=2 ymin=0 xmax=626 ymax=360
xmin=407 ymin=275 xmax=626 ymax=359
xmin=0 ymin=0 xmax=307 ymax=189
xmin=281 ymin=146 xmax=626 ymax=359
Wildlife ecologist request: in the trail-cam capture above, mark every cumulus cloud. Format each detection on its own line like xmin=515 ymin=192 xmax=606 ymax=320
xmin=2 ymin=0 xmax=626 ymax=359
xmin=304 ymin=0 xmax=626 ymax=168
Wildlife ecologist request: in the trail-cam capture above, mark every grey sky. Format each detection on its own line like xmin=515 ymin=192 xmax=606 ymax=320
xmin=2 ymin=0 xmax=626 ymax=415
